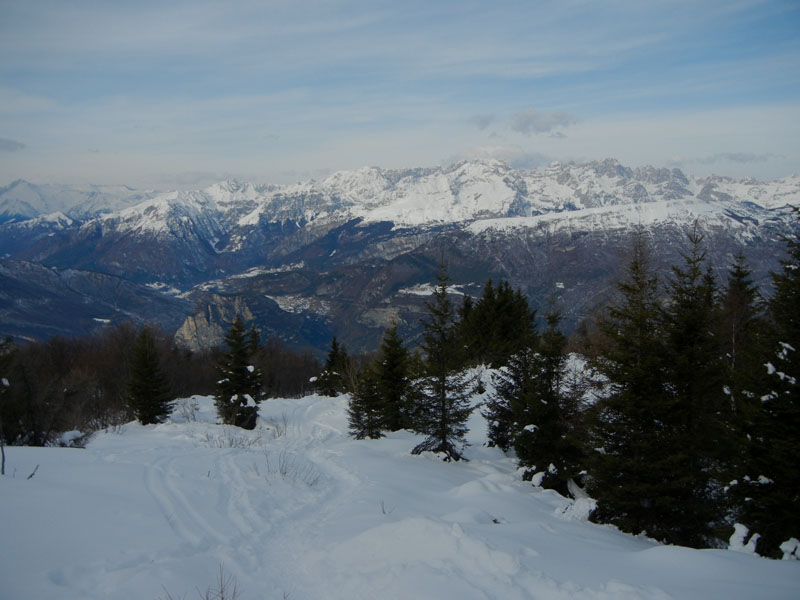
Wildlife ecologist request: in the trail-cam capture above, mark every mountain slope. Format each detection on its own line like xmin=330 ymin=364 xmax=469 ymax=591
xmin=0 ymin=258 xmax=190 ymax=340
xmin=2 ymin=159 xmax=798 ymax=351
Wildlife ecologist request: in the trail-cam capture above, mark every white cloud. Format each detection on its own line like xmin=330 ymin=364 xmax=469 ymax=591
xmin=510 ymin=110 xmax=580 ymax=136
xmin=548 ymin=105 xmax=800 ymax=180
xmin=0 ymin=138 xmax=25 ymax=152
xmin=449 ymin=146 xmax=553 ymax=170
xmin=469 ymin=115 xmax=495 ymax=130
xmin=694 ymin=152 xmax=779 ymax=165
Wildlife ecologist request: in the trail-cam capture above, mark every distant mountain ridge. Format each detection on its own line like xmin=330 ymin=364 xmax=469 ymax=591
xmin=0 ymin=179 xmax=157 ymax=223
xmin=2 ymin=159 xmax=799 ymax=352
xmin=5 ymin=159 xmax=798 ymax=230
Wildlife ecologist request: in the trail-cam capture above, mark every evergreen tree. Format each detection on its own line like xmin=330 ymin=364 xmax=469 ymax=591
xmin=128 ymin=328 xmax=173 ymax=425
xmin=458 ymin=279 xmax=536 ymax=367
xmin=486 ymin=311 xmax=581 ymax=495
xmin=588 ymin=233 xmax=679 ymax=541
xmin=512 ymin=312 xmax=582 ymax=495
xmin=316 ymin=337 xmax=348 ymax=396
xmin=410 ymin=266 xmax=476 ymax=461
xmin=483 ymin=350 xmax=525 ymax=452
xmin=739 ymin=213 xmax=800 ymax=557
xmin=214 ymin=317 xmax=264 ymax=429
xmin=717 ymin=253 xmax=769 ymax=484
xmin=0 ymin=337 xmax=14 ymax=475
xmin=719 ymin=253 xmax=767 ymax=409
xmin=347 ymin=366 xmax=384 ymax=440
xmin=375 ymin=323 xmax=411 ymax=431
xmin=660 ymin=227 xmax=729 ymax=546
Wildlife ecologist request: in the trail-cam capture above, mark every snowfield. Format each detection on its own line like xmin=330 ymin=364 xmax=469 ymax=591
xmin=1 ymin=393 xmax=798 ymax=600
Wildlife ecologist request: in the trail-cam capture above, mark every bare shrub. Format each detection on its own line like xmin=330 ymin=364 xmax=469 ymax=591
xmin=265 ymin=413 xmax=289 ymax=439
xmin=199 ymin=427 xmax=264 ymax=449
xmin=159 ymin=564 xmax=241 ymax=600
xmin=175 ymin=396 xmax=199 ymax=423
xmin=380 ymin=499 xmax=395 ymax=515
xmin=262 ymin=449 xmax=320 ymax=487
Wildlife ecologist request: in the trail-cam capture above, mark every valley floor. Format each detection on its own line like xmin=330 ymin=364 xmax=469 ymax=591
xmin=1 ymin=393 xmax=798 ymax=599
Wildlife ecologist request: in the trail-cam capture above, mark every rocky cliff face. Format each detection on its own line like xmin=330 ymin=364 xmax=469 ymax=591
xmin=2 ymin=159 xmax=798 ymax=354
xmin=173 ymin=294 xmax=255 ymax=351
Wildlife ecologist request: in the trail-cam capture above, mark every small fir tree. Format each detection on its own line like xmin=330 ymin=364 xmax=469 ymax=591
xmin=483 ymin=353 xmax=523 ymax=452
xmin=214 ymin=317 xmax=264 ymax=429
xmin=375 ymin=323 xmax=411 ymax=431
xmin=128 ymin=328 xmax=173 ymax=425
xmin=347 ymin=366 xmax=384 ymax=440
xmin=512 ymin=312 xmax=581 ymax=495
xmin=487 ymin=311 xmax=581 ymax=495
xmin=410 ymin=266 xmax=476 ymax=461
xmin=316 ymin=337 xmax=348 ymax=396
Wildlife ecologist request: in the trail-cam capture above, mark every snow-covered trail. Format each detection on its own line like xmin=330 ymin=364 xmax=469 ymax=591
xmin=1 ymin=394 xmax=798 ymax=600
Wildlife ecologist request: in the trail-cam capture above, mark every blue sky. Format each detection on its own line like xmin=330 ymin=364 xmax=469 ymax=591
xmin=1 ymin=0 xmax=798 ymax=188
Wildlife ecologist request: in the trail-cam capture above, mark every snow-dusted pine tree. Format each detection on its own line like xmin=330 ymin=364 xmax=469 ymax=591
xmin=739 ymin=209 xmax=800 ymax=557
xmin=410 ymin=266 xmax=475 ymax=461
xmin=214 ymin=317 xmax=264 ymax=429
xmin=511 ymin=312 xmax=582 ymax=496
xmin=717 ymin=253 xmax=769 ymax=497
xmin=316 ymin=337 xmax=349 ymax=397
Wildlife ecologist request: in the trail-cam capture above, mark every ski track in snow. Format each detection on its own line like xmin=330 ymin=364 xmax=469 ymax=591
xmin=145 ymin=453 xmax=227 ymax=548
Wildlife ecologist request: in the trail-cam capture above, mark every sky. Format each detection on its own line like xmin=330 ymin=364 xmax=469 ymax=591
xmin=0 ymin=0 xmax=799 ymax=189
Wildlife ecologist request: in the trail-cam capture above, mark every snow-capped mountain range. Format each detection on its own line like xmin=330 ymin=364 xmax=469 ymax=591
xmin=1 ymin=159 xmax=798 ymax=351
xmin=6 ymin=158 xmax=797 ymax=233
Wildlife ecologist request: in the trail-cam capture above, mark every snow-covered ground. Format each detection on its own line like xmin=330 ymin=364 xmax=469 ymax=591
xmin=1 ymin=393 xmax=798 ymax=600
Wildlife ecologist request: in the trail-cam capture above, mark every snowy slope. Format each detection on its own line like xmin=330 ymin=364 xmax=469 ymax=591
xmin=1 ymin=390 xmax=797 ymax=600
xmin=468 ymin=197 xmax=767 ymax=240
